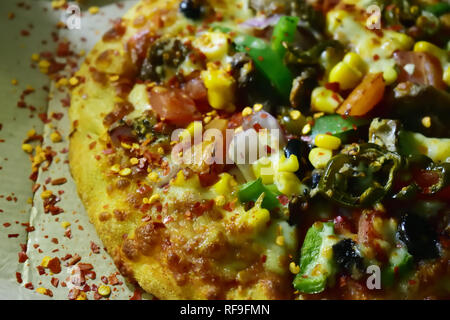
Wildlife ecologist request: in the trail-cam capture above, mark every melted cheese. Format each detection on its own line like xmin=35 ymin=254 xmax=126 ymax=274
xmin=327 ymin=9 xmax=414 ymax=78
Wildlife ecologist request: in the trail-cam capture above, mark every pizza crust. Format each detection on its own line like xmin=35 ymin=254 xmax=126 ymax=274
xmin=69 ymin=0 xmax=294 ymax=300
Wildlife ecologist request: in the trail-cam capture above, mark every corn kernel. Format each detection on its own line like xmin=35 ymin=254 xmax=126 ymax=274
xmin=329 ymin=61 xmax=363 ymax=90
xmin=289 ymin=262 xmax=300 ymax=274
xmin=61 ymin=221 xmax=71 ymax=229
xmin=343 ymin=52 xmax=367 ymax=74
xmin=278 ymin=154 xmax=299 ymax=172
xmin=31 ymin=53 xmax=40 ymax=62
xmin=119 ymin=168 xmax=131 ymax=176
xmin=201 ymin=64 xmax=235 ymax=111
xmin=309 ymin=147 xmax=333 ymax=169
xmin=130 ymin=157 xmax=139 ymax=165
xmin=253 ymin=103 xmax=263 ymax=112
xmin=275 ymin=235 xmax=285 ymax=246
xmin=383 ymin=66 xmax=398 ymax=85
xmin=302 ymin=123 xmax=311 ymax=135
xmin=148 ymin=194 xmax=160 ymax=204
xmin=148 ymin=171 xmax=159 ymax=182
xmin=36 ymin=287 xmax=48 ymax=295
xmin=421 ymin=116 xmax=431 ymax=128
xmin=311 ymin=87 xmax=343 ymax=114
xmin=41 ymin=256 xmax=52 ymax=267
xmin=179 ymin=121 xmax=202 ymax=141
xmin=213 ymin=173 xmax=236 ymax=195
xmin=39 ymin=60 xmax=50 ymax=69
xmin=237 ymin=205 xmax=270 ymax=234
xmin=241 ymin=107 xmax=253 ymax=117
xmin=22 ymin=143 xmax=33 ymax=153
xmin=314 ymin=134 xmax=341 ymax=150
xmin=194 ymin=32 xmax=229 ymax=61
xmin=414 ymin=41 xmax=445 ymax=62
xmin=110 ymin=164 xmax=120 ymax=173
xmin=289 ymin=110 xmax=301 ymax=120
xmin=98 ymin=285 xmax=111 ymax=297
xmin=41 ymin=190 xmax=53 ymax=200
xmin=50 ymin=131 xmax=62 ymax=143
xmin=121 ymin=142 xmax=131 ymax=149
xmin=76 ymin=291 xmax=87 ymax=300
xmin=274 ymin=172 xmax=301 ymax=196
xmin=69 ymin=77 xmax=79 ymax=86
xmin=252 ymin=157 xmax=274 ymax=184
xmin=444 ymin=66 xmax=450 ymax=87
xmin=214 ymin=195 xmax=226 ymax=206
xmin=88 ymin=6 xmax=99 ymax=14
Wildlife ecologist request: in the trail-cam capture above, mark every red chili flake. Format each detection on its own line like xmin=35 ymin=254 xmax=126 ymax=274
xmin=24 ymin=282 xmax=34 ymax=290
xmin=37 ymin=265 xmax=46 ymax=275
xmin=51 ymin=277 xmax=59 ymax=288
xmin=90 ymin=241 xmax=100 ymax=254
xmin=67 ymin=253 xmax=81 ymax=266
xmin=68 ymin=288 xmax=80 ymax=300
xmin=257 ymin=56 xmax=264 ymax=61
xmin=3 ymin=223 xmax=11 ymax=227
xmin=260 ymin=255 xmax=267 ymax=263
xmin=373 ymin=54 xmax=380 ymax=61
xmin=277 ymin=195 xmax=289 ymax=206
xmin=408 ymin=280 xmax=417 ymax=285
xmin=101 ymin=276 xmax=108 ymax=284
xmin=8 ymin=234 xmax=19 ymax=238
xmin=47 ymin=257 xmax=61 ymax=274
xmin=51 ymin=177 xmax=67 ymax=185
xmin=108 ymin=274 xmax=119 ymax=286
xmin=52 ymin=112 xmax=64 ymax=120
xmin=352 ymin=124 xmax=358 ymax=131
xmin=20 ymin=30 xmax=30 ymax=36
xmin=64 ymin=228 xmax=72 ymax=238
xmin=16 ymin=272 xmax=23 ymax=284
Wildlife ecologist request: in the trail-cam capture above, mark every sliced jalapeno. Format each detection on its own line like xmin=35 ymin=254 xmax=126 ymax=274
xmin=318 ymin=143 xmax=401 ymax=207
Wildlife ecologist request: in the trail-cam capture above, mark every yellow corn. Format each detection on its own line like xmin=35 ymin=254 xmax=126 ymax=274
xmin=311 ymin=87 xmax=343 ymax=114
xmin=278 ymin=154 xmax=299 ymax=173
xmin=252 ymin=157 xmax=274 ymax=184
xmin=98 ymin=285 xmax=111 ymax=297
xmin=444 ymin=66 xmax=450 ymax=87
xmin=414 ymin=41 xmax=446 ymax=63
xmin=213 ymin=173 xmax=236 ymax=195
xmin=274 ymin=172 xmax=301 ymax=196
xmin=237 ymin=205 xmax=270 ymax=234
xmin=343 ymin=52 xmax=367 ymax=74
xmin=40 ymin=256 xmax=52 ymax=267
xmin=193 ymin=32 xmax=229 ymax=61
xmin=41 ymin=190 xmax=53 ymax=200
xmin=36 ymin=287 xmax=48 ymax=295
xmin=309 ymin=147 xmax=333 ymax=169
xmin=201 ymin=64 xmax=235 ymax=111
xmin=50 ymin=131 xmax=62 ymax=143
xmin=382 ymin=66 xmax=398 ymax=85
xmin=289 ymin=262 xmax=300 ymax=274
xmin=22 ymin=143 xmax=33 ymax=153
xmin=179 ymin=121 xmax=202 ymax=141
xmin=61 ymin=221 xmax=71 ymax=229
xmin=314 ymin=134 xmax=341 ymax=150
xmin=119 ymin=168 xmax=131 ymax=176
xmin=329 ymin=61 xmax=363 ymax=90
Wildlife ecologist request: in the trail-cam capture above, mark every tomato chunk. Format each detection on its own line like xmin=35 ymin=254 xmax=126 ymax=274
xmin=149 ymin=86 xmax=201 ymax=127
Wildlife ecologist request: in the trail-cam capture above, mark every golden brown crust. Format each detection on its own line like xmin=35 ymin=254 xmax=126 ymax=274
xmin=69 ymin=0 xmax=294 ymax=300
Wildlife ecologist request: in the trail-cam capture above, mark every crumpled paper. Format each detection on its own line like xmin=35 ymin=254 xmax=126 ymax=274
xmin=0 ymin=0 xmax=152 ymax=300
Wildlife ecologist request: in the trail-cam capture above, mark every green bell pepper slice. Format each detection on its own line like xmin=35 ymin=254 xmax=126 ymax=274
xmin=271 ymin=16 xmax=300 ymax=58
xmin=238 ymin=178 xmax=280 ymax=211
xmin=425 ymin=3 xmax=450 ymax=16
xmin=293 ymin=221 xmax=338 ymax=294
xmin=311 ymin=114 xmax=368 ymax=141
xmin=381 ymin=246 xmax=413 ymax=288
xmin=234 ymin=34 xmax=294 ymax=98
xmin=318 ymin=143 xmax=401 ymax=207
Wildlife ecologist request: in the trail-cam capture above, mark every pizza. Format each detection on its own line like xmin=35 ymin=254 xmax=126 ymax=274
xmin=69 ymin=0 xmax=450 ymax=300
